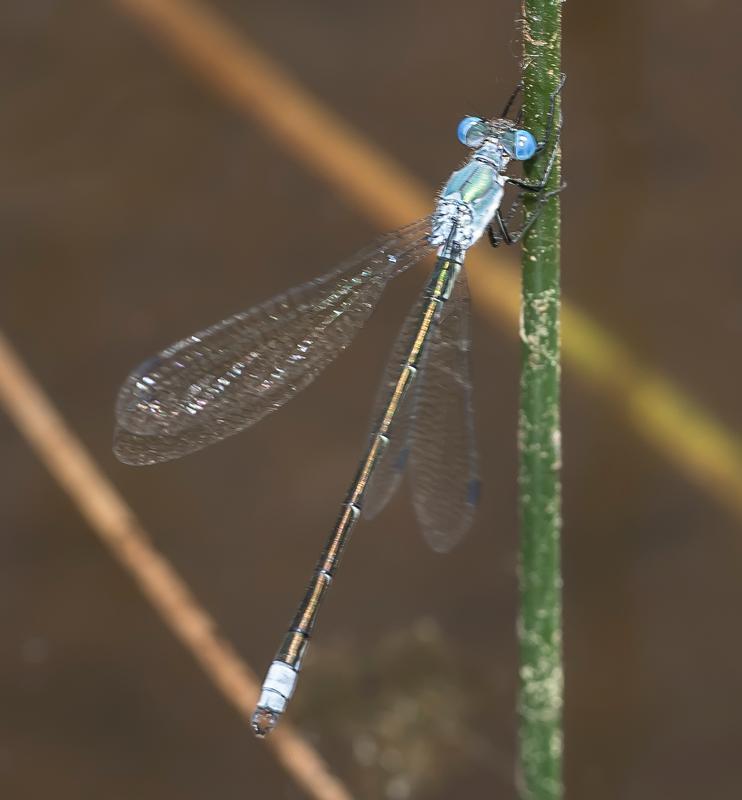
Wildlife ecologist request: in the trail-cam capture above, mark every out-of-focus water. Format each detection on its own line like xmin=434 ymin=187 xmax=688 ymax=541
xmin=1 ymin=1 xmax=741 ymax=798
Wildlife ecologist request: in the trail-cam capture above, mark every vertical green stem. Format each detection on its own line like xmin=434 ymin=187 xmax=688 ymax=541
xmin=517 ymin=1 xmax=563 ymax=799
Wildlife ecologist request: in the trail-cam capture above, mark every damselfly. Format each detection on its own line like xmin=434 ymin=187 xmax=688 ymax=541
xmin=114 ymin=78 xmax=564 ymax=736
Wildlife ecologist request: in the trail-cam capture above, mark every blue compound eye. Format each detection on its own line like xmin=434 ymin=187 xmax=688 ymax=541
xmin=513 ymin=129 xmax=537 ymax=160
xmin=457 ymin=116 xmax=487 ymax=147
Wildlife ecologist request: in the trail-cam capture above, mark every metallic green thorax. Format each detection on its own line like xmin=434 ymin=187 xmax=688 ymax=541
xmin=446 ymin=159 xmax=501 ymax=204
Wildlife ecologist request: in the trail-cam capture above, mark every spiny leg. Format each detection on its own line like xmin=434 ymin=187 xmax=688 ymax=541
xmin=500 ymin=82 xmax=522 ymax=119
xmin=535 ymin=72 xmax=566 ymax=153
xmin=489 ymin=208 xmax=513 ymax=247
xmin=499 ymin=72 xmax=564 ymax=125
xmin=489 ymin=146 xmax=564 ymax=246
xmin=504 ymin=100 xmax=563 ymax=193
xmin=488 ymin=77 xmax=566 ymax=248
xmin=504 ymin=71 xmax=565 ymax=193
xmin=488 ymin=185 xmax=565 ymax=247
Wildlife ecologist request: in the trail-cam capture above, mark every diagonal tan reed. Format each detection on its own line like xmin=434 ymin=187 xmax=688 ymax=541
xmin=113 ymin=0 xmax=742 ymax=520
xmin=0 ymin=332 xmax=353 ymax=800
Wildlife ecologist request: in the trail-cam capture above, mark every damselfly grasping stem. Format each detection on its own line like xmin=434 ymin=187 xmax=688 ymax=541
xmin=113 ymin=77 xmax=565 ymax=736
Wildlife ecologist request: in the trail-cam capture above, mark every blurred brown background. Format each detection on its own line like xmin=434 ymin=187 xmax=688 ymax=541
xmin=2 ymin=1 xmax=741 ymax=798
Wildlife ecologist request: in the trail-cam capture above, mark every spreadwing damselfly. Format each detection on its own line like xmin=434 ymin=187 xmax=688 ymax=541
xmin=114 ymin=78 xmax=564 ymax=736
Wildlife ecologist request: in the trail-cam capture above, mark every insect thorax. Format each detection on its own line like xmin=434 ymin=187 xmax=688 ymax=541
xmin=430 ymin=147 xmax=506 ymax=252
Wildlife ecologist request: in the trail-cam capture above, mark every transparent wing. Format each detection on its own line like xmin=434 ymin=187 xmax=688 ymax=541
xmin=362 ymin=292 xmax=427 ymax=519
xmin=114 ymin=218 xmax=433 ymax=465
xmin=363 ymin=270 xmax=479 ymax=549
xmin=409 ymin=270 xmax=479 ymax=552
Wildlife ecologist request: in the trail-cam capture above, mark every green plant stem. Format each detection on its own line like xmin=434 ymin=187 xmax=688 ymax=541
xmin=517 ymin=1 xmax=564 ymax=799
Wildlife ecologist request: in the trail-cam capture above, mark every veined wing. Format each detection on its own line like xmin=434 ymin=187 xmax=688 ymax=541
xmin=114 ymin=218 xmax=433 ymax=465
xmin=363 ymin=270 xmax=479 ymax=554
xmin=362 ymin=292 xmax=426 ymax=519
xmin=409 ymin=270 xmax=479 ymax=552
